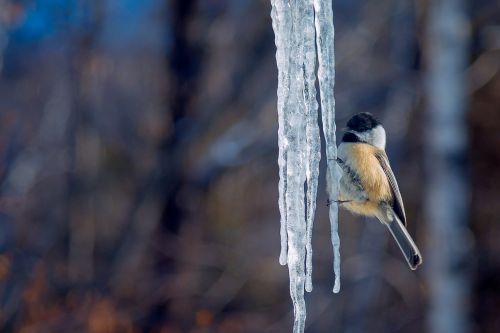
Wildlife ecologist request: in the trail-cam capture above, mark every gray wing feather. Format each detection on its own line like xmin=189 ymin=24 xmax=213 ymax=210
xmin=375 ymin=151 xmax=407 ymax=226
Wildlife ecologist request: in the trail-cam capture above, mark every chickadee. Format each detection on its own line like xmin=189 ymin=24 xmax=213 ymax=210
xmin=335 ymin=112 xmax=422 ymax=270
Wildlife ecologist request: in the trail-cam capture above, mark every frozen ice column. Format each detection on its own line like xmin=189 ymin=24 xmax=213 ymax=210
xmin=270 ymin=0 xmax=340 ymax=332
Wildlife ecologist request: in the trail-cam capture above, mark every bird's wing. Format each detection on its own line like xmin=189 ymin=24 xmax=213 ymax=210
xmin=375 ymin=150 xmax=407 ymax=226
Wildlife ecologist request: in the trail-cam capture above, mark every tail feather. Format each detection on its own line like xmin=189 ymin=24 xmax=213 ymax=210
xmin=385 ymin=214 xmax=422 ymax=270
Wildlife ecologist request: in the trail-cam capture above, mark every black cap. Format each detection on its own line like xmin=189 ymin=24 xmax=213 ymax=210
xmin=346 ymin=112 xmax=380 ymax=132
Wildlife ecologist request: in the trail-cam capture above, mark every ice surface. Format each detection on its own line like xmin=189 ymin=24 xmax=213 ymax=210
xmin=303 ymin=0 xmax=321 ymax=295
xmin=271 ymin=0 xmax=340 ymax=331
xmin=313 ymin=0 xmax=341 ymax=294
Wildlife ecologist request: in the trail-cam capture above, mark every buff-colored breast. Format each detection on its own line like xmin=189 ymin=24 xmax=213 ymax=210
xmin=340 ymin=143 xmax=392 ymax=218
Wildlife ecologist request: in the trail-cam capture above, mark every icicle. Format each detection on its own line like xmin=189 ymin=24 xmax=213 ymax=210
xmin=271 ymin=0 xmax=339 ymax=330
xmin=287 ymin=1 xmax=308 ymax=331
xmin=271 ymin=0 xmax=290 ymax=267
xmin=313 ymin=0 xmax=341 ymax=293
xmin=302 ymin=1 xmax=320 ymax=293
xmin=272 ymin=0 xmax=308 ymax=330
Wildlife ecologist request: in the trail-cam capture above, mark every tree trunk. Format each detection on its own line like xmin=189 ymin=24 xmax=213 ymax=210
xmin=425 ymin=0 xmax=471 ymax=332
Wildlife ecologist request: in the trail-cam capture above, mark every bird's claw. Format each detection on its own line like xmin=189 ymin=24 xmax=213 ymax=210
xmin=327 ymin=199 xmax=352 ymax=206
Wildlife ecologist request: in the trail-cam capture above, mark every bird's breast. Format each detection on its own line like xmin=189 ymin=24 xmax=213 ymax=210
xmin=339 ymin=143 xmax=392 ymax=204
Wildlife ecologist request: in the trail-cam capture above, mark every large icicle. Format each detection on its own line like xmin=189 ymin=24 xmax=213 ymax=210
xmin=271 ymin=0 xmax=339 ymax=332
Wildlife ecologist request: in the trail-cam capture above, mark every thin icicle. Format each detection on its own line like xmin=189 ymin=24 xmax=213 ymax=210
xmin=272 ymin=0 xmax=291 ymax=266
xmin=313 ymin=0 xmax=341 ymax=293
xmin=302 ymin=1 xmax=320 ymax=293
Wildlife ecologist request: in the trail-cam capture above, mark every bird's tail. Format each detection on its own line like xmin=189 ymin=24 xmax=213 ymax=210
xmin=383 ymin=213 xmax=423 ymax=270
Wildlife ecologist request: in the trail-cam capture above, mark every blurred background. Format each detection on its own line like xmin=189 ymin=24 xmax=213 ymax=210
xmin=0 ymin=0 xmax=498 ymax=332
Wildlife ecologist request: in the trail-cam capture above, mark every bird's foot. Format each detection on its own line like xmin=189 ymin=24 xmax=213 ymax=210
xmin=327 ymin=199 xmax=352 ymax=206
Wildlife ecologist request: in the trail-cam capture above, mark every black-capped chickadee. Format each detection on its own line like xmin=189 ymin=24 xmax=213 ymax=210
xmin=335 ymin=112 xmax=422 ymax=270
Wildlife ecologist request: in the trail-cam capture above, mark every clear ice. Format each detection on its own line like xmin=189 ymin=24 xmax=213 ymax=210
xmin=271 ymin=0 xmax=340 ymax=332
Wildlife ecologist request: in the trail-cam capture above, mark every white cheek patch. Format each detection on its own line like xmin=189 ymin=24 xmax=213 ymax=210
xmin=356 ymin=125 xmax=386 ymax=149
xmin=371 ymin=125 xmax=386 ymax=149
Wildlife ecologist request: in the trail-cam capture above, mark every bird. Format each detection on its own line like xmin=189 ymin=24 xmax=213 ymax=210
xmin=334 ymin=112 xmax=422 ymax=270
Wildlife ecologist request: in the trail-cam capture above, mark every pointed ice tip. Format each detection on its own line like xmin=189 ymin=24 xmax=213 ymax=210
xmin=279 ymin=255 xmax=287 ymax=266
xmin=332 ymin=279 xmax=340 ymax=293
xmin=305 ymin=280 xmax=313 ymax=293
